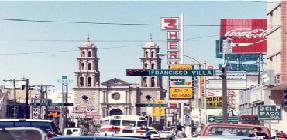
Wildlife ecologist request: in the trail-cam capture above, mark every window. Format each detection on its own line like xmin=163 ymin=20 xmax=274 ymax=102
xmin=81 ymin=63 xmax=85 ymax=70
xmin=151 ymin=51 xmax=154 ymax=58
xmin=88 ymin=63 xmax=92 ymax=70
xmin=151 ymin=77 xmax=155 ymax=87
xmin=81 ymin=51 xmax=85 ymax=57
xmin=80 ymin=77 xmax=84 ymax=86
xmin=144 ymin=63 xmax=148 ymax=69
xmin=88 ymin=51 xmax=92 ymax=57
xmin=143 ymin=77 xmax=147 ymax=87
xmin=112 ymin=92 xmax=121 ymax=100
xmin=122 ymin=120 xmax=136 ymax=127
xmin=87 ymin=77 xmax=92 ymax=87
xmin=151 ymin=63 xmax=155 ymax=69
xmin=110 ymin=120 xmax=121 ymax=126
xmin=145 ymin=51 xmax=148 ymax=57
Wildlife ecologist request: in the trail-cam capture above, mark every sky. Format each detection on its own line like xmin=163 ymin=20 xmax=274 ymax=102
xmin=0 ymin=1 xmax=267 ymax=90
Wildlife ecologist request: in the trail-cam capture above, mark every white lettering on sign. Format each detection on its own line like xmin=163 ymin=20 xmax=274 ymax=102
xmin=168 ymin=51 xmax=179 ymax=59
xmin=168 ymin=42 xmax=179 ymax=50
xmin=224 ymin=29 xmax=267 ymax=39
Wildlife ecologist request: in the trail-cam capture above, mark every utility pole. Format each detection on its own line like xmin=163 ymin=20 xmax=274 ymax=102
xmin=33 ymin=84 xmax=54 ymax=119
xmin=25 ymin=79 xmax=29 ymax=119
xmin=58 ymin=76 xmax=71 ymax=132
xmin=3 ymin=79 xmax=25 ymax=118
xmin=222 ymin=38 xmax=230 ymax=123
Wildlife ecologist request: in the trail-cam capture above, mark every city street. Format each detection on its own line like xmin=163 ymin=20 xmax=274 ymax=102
xmin=0 ymin=1 xmax=287 ymax=140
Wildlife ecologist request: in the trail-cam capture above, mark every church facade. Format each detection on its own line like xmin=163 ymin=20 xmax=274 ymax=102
xmin=73 ymin=36 xmax=163 ymax=122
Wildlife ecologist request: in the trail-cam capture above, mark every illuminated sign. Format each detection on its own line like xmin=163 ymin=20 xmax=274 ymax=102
xmin=169 ymin=87 xmax=193 ymax=99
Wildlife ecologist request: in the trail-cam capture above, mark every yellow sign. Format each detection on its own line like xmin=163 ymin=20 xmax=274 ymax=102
xmin=169 ymin=88 xmax=193 ymax=99
xmin=170 ymin=64 xmax=193 ymax=70
xmin=152 ymin=100 xmax=165 ymax=117
xmin=206 ymin=96 xmax=222 ymax=109
xmin=200 ymin=76 xmax=205 ymax=96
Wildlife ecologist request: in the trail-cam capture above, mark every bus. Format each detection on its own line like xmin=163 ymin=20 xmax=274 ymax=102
xmin=99 ymin=115 xmax=148 ymax=138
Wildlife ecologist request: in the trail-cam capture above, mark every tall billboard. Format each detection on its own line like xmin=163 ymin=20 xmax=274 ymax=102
xmin=220 ymin=19 xmax=267 ymax=54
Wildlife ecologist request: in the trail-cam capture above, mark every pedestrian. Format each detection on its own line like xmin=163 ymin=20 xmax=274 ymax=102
xmin=279 ymin=131 xmax=286 ymax=140
xmin=249 ymin=127 xmax=268 ymax=139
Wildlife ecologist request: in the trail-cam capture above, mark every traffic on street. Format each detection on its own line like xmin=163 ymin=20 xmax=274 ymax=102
xmin=0 ymin=1 xmax=287 ymax=140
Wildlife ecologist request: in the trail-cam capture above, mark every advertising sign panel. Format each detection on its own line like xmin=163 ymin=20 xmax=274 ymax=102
xmin=169 ymin=87 xmax=193 ymax=99
xmin=169 ymin=64 xmax=193 ymax=99
xmin=152 ymin=100 xmax=165 ymax=117
xmin=206 ymin=96 xmax=222 ymax=109
xmin=161 ymin=17 xmax=180 ymax=30
xmin=220 ymin=19 xmax=267 ymax=54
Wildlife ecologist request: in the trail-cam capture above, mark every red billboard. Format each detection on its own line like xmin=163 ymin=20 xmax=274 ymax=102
xmin=220 ymin=19 xmax=267 ymax=54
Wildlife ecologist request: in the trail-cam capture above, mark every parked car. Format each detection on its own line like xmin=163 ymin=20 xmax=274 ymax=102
xmin=150 ymin=129 xmax=160 ymax=140
xmin=0 ymin=119 xmax=62 ymax=139
xmin=159 ymin=130 xmax=175 ymax=140
xmin=51 ymin=136 xmax=143 ymax=140
xmin=63 ymin=127 xmax=84 ymax=136
xmin=200 ymin=123 xmax=271 ymax=138
xmin=0 ymin=127 xmax=47 ymax=140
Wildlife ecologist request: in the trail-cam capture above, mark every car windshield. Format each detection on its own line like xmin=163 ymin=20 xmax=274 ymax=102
xmin=208 ymin=127 xmax=253 ymax=136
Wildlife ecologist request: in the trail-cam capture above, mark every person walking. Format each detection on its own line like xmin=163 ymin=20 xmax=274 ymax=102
xmin=279 ymin=131 xmax=286 ymax=140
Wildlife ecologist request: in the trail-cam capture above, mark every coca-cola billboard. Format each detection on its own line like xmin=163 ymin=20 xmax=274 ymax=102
xmin=220 ymin=19 xmax=267 ymax=54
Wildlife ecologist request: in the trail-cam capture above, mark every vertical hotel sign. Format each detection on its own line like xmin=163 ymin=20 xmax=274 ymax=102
xmin=161 ymin=17 xmax=181 ymax=65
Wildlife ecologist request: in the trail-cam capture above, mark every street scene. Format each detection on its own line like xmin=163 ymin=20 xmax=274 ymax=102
xmin=0 ymin=1 xmax=287 ymax=140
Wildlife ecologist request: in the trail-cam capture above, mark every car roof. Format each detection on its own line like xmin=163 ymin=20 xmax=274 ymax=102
xmin=205 ymin=123 xmax=267 ymax=128
xmin=0 ymin=119 xmax=53 ymax=122
xmin=51 ymin=136 xmax=142 ymax=140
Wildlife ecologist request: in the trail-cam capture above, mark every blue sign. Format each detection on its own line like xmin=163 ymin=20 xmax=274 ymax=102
xmin=62 ymin=76 xmax=68 ymax=80
xmin=208 ymin=116 xmax=239 ymax=123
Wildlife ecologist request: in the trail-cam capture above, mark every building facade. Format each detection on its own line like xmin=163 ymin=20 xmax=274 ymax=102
xmin=73 ymin=37 xmax=101 ymax=120
xmin=263 ymin=1 xmax=287 ymax=131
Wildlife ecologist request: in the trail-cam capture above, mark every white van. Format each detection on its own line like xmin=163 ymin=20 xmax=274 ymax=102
xmin=63 ymin=127 xmax=83 ymax=136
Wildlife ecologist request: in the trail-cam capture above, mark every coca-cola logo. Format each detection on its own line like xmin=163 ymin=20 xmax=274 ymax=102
xmin=224 ymin=28 xmax=267 ymax=39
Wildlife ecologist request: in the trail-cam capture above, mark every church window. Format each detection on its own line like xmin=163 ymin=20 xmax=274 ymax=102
xmin=81 ymin=63 xmax=85 ymax=70
xmin=145 ymin=51 xmax=148 ymax=58
xmin=143 ymin=77 xmax=147 ymax=87
xmin=88 ymin=63 xmax=92 ymax=70
xmin=112 ymin=92 xmax=121 ymax=100
xmin=80 ymin=77 xmax=84 ymax=87
xmin=151 ymin=51 xmax=154 ymax=58
xmin=88 ymin=77 xmax=92 ymax=87
xmin=81 ymin=51 xmax=85 ymax=57
xmin=151 ymin=77 xmax=155 ymax=87
xmin=88 ymin=51 xmax=92 ymax=57
xmin=144 ymin=63 xmax=148 ymax=69
xmin=151 ymin=63 xmax=155 ymax=69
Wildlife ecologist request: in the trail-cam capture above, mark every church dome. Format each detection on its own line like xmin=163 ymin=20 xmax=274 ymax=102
xmin=144 ymin=34 xmax=157 ymax=48
xmin=81 ymin=36 xmax=95 ymax=48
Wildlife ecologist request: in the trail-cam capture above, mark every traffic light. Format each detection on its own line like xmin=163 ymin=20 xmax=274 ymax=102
xmin=126 ymin=69 xmax=149 ymax=76
xmin=283 ymin=90 xmax=287 ymax=108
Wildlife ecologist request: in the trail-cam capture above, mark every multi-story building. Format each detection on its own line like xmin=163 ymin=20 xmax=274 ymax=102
xmin=263 ymin=1 xmax=287 ymax=131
